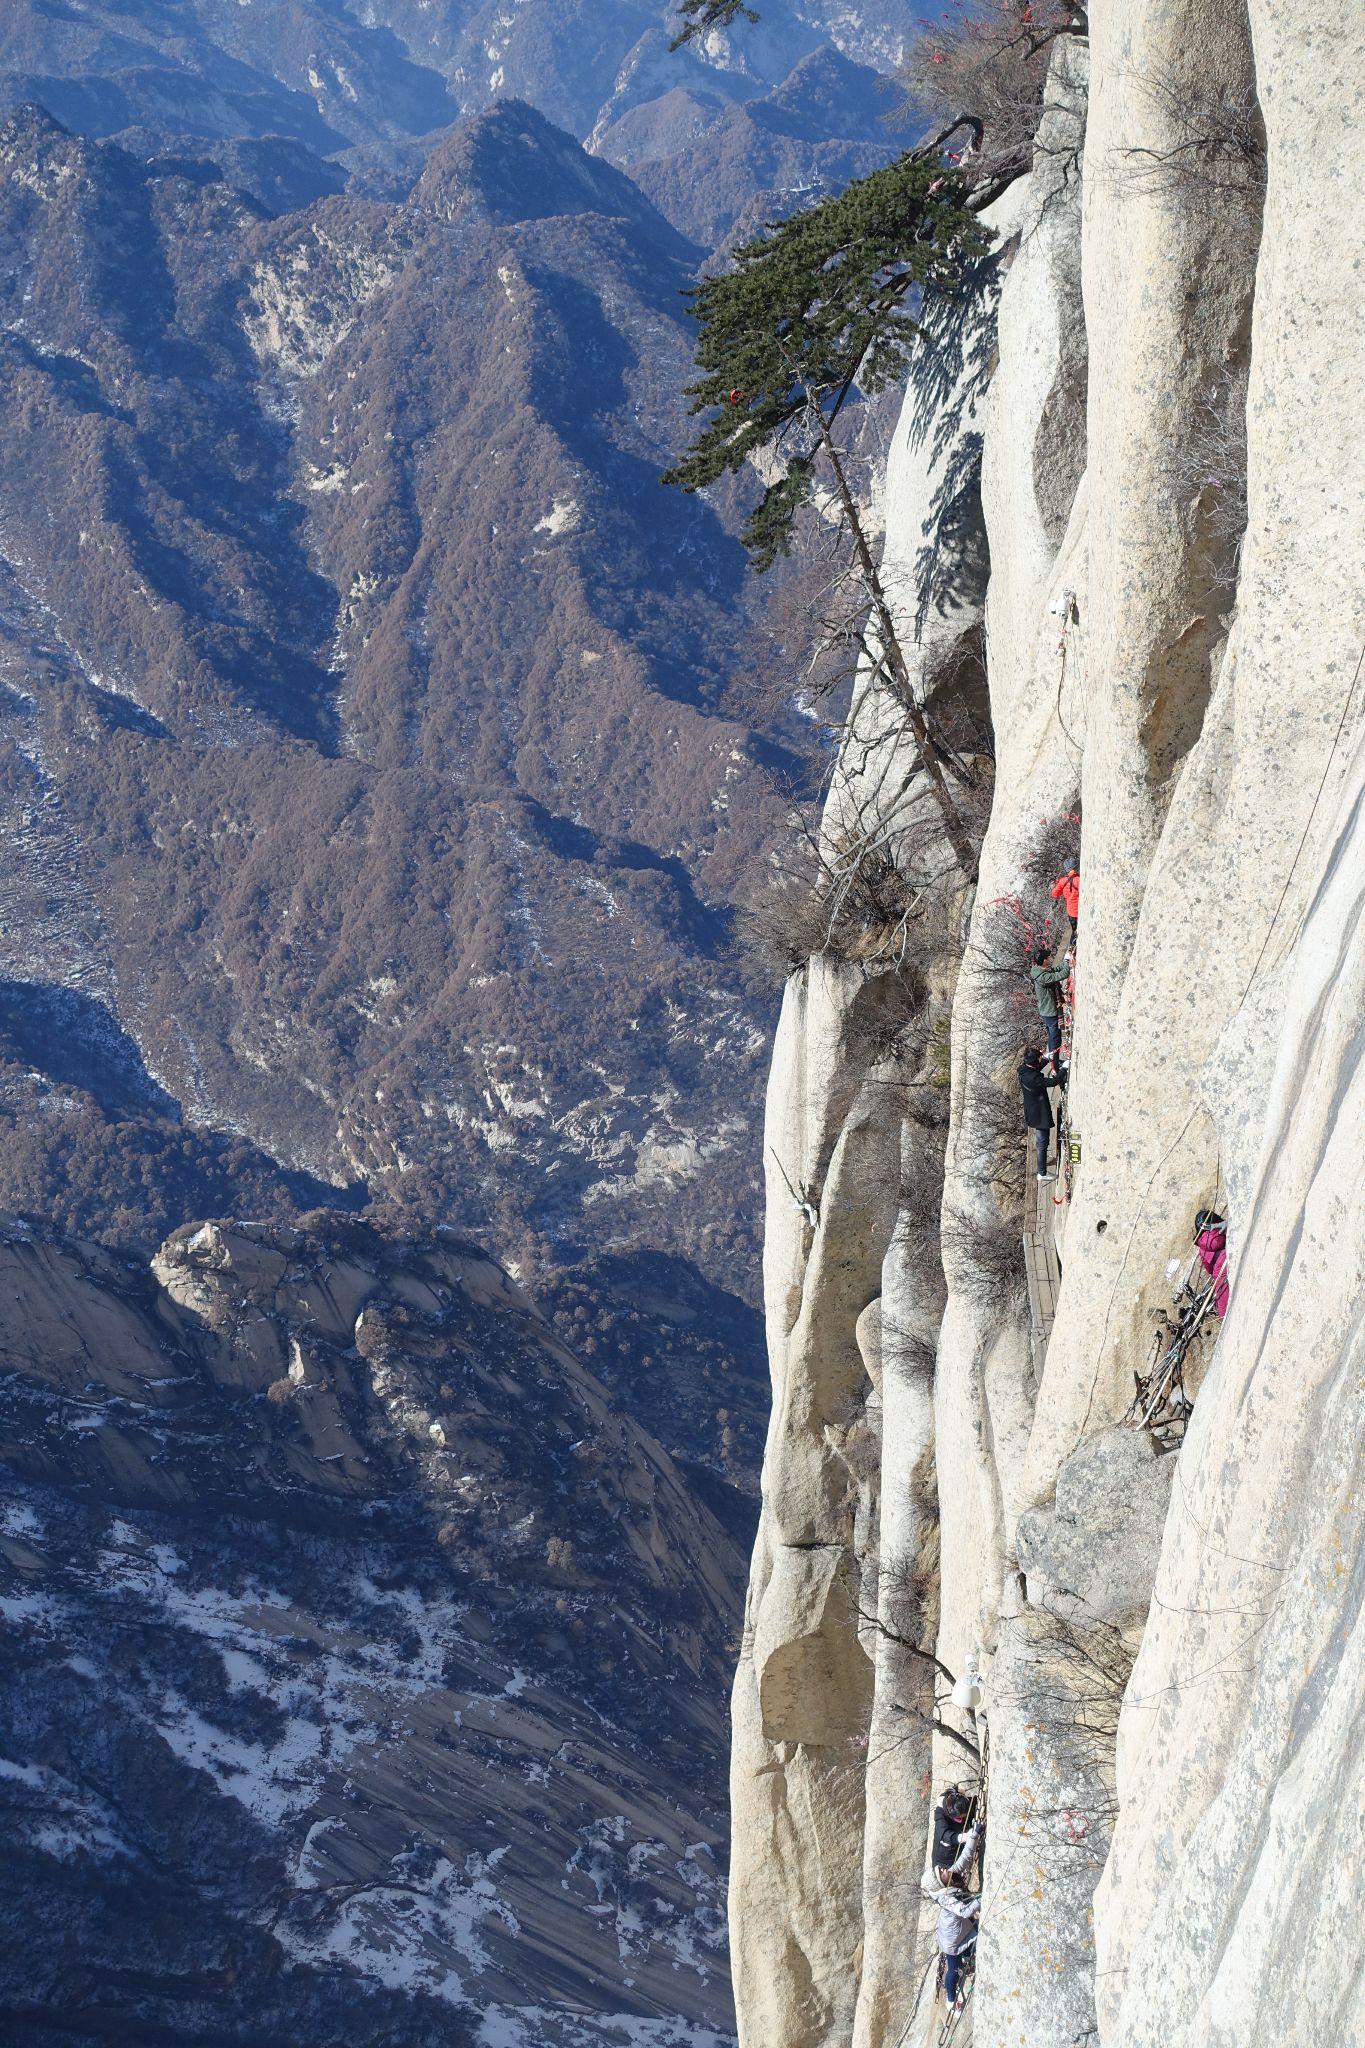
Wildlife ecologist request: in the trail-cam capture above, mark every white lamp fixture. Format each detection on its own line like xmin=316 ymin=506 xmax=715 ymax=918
xmin=950 ymin=1667 xmax=985 ymax=1713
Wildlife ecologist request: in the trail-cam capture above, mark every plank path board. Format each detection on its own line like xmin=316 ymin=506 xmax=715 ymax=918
xmin=1023 ymin=1127 xmax=1063 ymax=1359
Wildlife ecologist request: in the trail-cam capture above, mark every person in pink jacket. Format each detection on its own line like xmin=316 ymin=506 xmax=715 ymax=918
xmin=1194 ymin=1209 xmax=1230 ymax=1318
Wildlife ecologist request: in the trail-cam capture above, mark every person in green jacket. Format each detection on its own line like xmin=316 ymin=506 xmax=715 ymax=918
xmin=1030 ymin=947 xmax=1068 ymax=1060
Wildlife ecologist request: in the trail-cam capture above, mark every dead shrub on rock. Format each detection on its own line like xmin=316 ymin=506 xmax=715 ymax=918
xmin=898 ymin=1156 xmax=945 ymax=1241
xmin=993 ymin=1602 xmax=1133 ymax=1863
xmin=1119 ymin=73 xmax=1267 ymax=200
xmin=1020 ymin=803 xmax=1081 ymax=904
xmin=898 ymin=0 xmax=1087 ymax=193
xmin=845 ymin=972 xmax=935 ymax=1070
xmin=881 ymin=1321 xmax=941 ymax=1387
xmin=964 ymin=1074 xmax=1037 ymax=1211
xmin=941 ymin=1206 xmax=1028 ymax=1327
xmin=1160 ymin=367 xmax=1251 ymax=591
xmin=737 ymin=833 xmax=935 ymax=981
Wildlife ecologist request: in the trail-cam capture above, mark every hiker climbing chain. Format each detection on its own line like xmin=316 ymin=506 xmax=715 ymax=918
xmin=935 ymin=1963 xmax=974 ymax=2046
xmin=917 ymin=1780 xmax=985 ymax=2043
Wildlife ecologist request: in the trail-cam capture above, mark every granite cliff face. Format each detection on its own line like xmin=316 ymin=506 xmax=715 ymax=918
xmin=729 ymin=4 xmax=1365 ymax=2045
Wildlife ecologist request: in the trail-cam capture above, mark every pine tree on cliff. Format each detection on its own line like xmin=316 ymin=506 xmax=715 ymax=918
xmin=662 ymin=155 xmax=989 ymax=880
xmin=669 ymin=0 xmax=753 ymax=44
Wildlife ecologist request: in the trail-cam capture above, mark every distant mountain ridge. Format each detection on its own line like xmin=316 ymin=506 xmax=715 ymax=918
xmin=601 ymin=41 xmax=900 ymax=249
xmin=0 ymin=2 xmax=909 ymax=255
xmin=0 ymin=97 xmax=784 ymax=1294
xmin=0 ymin=1 xmax=908 ymax=155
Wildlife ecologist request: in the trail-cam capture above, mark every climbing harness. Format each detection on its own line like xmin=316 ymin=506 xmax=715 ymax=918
xmin=1126 ymin=1254 xmax=1217 ymax=1442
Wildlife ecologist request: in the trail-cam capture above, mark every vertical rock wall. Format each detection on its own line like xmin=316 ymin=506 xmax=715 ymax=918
xmin=1092 ymin=0 xmax=1365 ymax=2036
xmin=730 ymin=3 xmax=1365 ymax=2045
xmin=728 ymin=221 xmax=1003 ymax=2045
xmin=1076 ymin=0 xmax=1263 ymax=1078
xmin=934 ymin=45 xmax=1099 ymax=2048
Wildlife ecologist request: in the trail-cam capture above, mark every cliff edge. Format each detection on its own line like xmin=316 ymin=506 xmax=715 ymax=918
xmin=729 ymin=3 xmax=1365 ymax=2044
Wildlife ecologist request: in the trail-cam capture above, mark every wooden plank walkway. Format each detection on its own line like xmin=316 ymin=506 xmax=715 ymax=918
xmin=1023 ymin=1122 xmax=1064 ymax=1373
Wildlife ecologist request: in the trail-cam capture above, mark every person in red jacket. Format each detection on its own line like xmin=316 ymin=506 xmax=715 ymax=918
xmin=1194 ymin=1210 xmax=1230 ymax=1318
xmin=1051 ymin=869 xmax=1080 ymax=936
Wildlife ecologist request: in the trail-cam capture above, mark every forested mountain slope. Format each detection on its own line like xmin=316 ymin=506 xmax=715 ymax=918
xmin=0 ymin=97 xmax=779 ymax=1291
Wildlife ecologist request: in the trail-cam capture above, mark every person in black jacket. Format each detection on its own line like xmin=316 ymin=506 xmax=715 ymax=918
xmin=1019 ymin=1047 xmax=1054 ymax=1181
xmin=932 ymin=1787 xmax=972 ymax=1882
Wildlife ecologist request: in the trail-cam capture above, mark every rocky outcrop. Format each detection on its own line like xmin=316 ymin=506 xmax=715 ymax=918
xmin=1016 ymin=1426 xmax=1176 ymax=1627
xmin=0 ymin=1210 xmax=743 ymax=2043
xmin=731 ymin=4 xmax=1365 ymax=2045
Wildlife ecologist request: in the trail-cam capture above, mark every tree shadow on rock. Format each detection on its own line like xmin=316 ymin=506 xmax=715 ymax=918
xmin=901 ymin=249 xmax=1005 ymax=643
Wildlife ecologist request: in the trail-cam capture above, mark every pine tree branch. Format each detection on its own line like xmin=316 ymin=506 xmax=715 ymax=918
xmin=669 ymin=0 xmax=756 ymax=49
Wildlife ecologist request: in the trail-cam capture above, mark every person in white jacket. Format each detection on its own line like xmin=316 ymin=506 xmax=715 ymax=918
xmin=927 ymin=1883 xmax=980 ymax=2006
